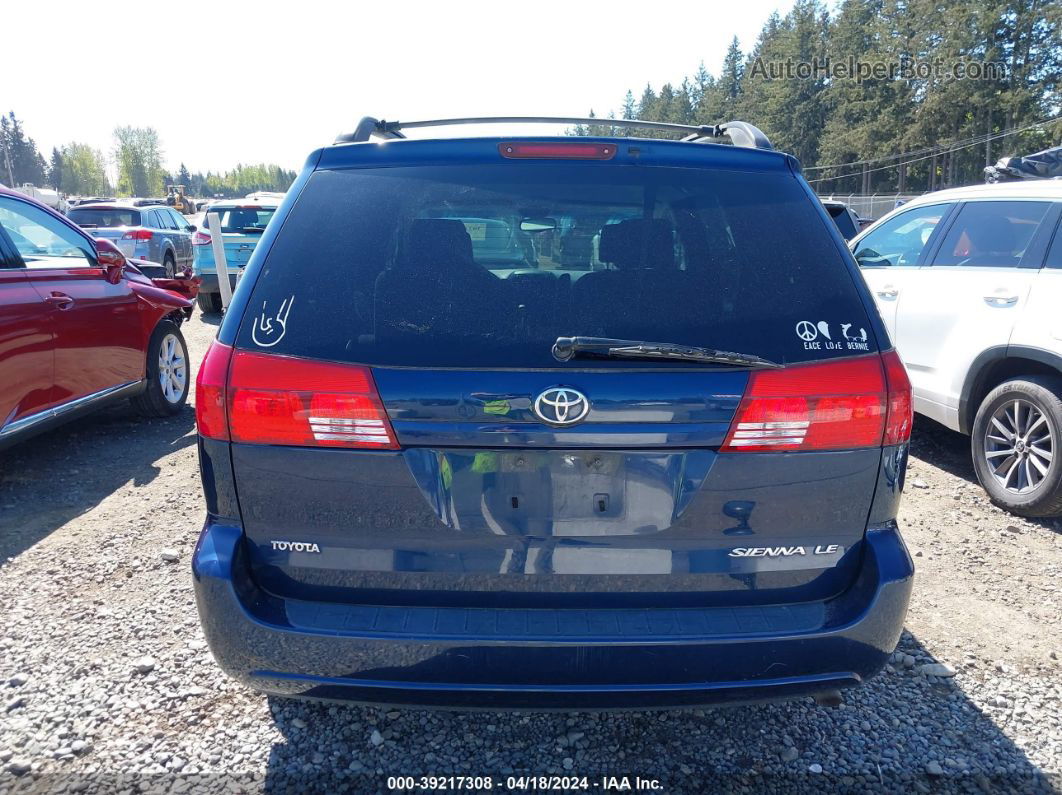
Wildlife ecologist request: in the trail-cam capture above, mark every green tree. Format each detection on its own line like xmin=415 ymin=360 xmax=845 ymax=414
xmin=637 ymin=84 xmax=658 ymax=120
xmin=48 ymin=147 xmax=63 ymax=191
xmin=0 ymin=111 xmax=47 ymax=186
xmin=718 ymin=36 xmax=746 ymax=119
xmin=739 ymin=0 xmax=830 ymax=164
xmin=655 ymin=84 xmax=677 ymax=128
xmin=557 ymin=0 xmax=1062 ymax=190
xmin=690 ymin=62 xmax=713 ymax=110
xmin=183 ymin=163 xmax=296 ymax=198
xmin=60 ymin=143 xmax=109 ymax=196
xmin=113 ymin=126 xmax=165 ymax=197
xmin=673 ymin=80 xmax=695 ymax=125
xmin=815 ymin=0 xmax=914 ymax=192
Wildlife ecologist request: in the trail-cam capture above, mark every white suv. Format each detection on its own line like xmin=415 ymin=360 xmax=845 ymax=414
xmin=852 ymin=180 xmax=1062 ymax=516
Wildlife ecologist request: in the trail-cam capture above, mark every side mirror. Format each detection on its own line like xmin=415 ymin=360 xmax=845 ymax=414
xmin=185 ymin=224 xmax=197 ymax=232
xmin=95 ymin=237 xmax=127 ymax=283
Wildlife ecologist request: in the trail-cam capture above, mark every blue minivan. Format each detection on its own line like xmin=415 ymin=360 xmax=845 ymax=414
xmin=193 ymin=117 xmax=915 ymax=709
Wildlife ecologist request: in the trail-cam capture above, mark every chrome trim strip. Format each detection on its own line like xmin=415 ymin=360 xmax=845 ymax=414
xmin=0 ymin=380 xmax=143 ymax=440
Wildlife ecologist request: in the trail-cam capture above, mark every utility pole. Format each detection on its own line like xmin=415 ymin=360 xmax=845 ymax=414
xmin=1 ymin=138 xmax=14 ymax=187
xmin=985 ymin=109 xmax=992 ymax=166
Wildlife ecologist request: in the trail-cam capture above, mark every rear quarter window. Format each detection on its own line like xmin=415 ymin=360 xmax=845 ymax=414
xmin=236 ymin=164 xmax=875 ymax=367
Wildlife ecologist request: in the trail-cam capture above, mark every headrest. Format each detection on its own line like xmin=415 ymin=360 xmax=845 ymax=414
xmin=403 ymin=219 xmax=473 ymax=266
xmin=965 ymin=216 xmax=1016 ymax=256
xmin=598 ymin=219 xmax=675 ymax=269
xmin=226 ymin=214 xmax=254 ymax=231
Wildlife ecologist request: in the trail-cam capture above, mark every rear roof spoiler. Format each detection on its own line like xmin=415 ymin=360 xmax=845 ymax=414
xmin=334 ymin=116 xmax=773 ymax=151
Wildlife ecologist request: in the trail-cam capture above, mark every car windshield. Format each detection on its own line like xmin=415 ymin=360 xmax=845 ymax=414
xmin=67 ymin=208 xmax=142 ymax=228
xmin=203 ymin=207 xmax=275 ymax=233
xmin=239 ymin=164 xmax=873 ymax=368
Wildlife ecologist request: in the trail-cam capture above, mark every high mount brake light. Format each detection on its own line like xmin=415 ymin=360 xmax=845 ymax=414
xmin=721 ymin=352 xmax=912 ymax=452
xmin=499 ymin=142 xmax=616 ymax=160
xmin=221 ymin=350 xmax=398 ymax=449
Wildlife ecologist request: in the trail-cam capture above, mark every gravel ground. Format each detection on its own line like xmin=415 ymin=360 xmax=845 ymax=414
xmin=1 ymin=312 xmax=1060 ymax=794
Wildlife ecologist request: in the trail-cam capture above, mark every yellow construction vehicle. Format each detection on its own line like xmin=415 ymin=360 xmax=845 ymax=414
xmin=166 ymin=184 xmax=194 ymax=214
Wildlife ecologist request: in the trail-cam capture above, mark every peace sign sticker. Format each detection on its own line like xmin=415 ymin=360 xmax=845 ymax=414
xmin=795 ymin=320 xmax=818 ymax=342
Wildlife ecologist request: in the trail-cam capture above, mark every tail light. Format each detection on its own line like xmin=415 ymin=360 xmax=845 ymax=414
xmin=195 ymin=341 xmax=233 ymax=440
xmin=121 ymin=229 xmax=153 ymax=241
xmin=195 ymin=346 xmax=398 ymax=449
xmin=881 ymin=350 xmax=913 ymax=445
xmin=721 ymin=352 xmax=912 ymax=452
xmin=192 ymin=230 xmax=212 ymax=246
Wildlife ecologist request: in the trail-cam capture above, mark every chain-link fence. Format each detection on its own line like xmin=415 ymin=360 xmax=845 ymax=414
xmin=818 ymin=193 xmax=923 ymax=220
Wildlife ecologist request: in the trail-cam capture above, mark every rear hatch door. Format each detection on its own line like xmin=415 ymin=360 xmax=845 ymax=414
xmin=204 ymin=206 xmax=274 ymax=267
xmin=226 ymin=152 xmax=886 ymax=608
xmin=66 ymin=206 xmax=142 ymax=255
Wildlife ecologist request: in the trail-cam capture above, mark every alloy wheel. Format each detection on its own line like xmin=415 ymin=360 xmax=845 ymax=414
xmin=983 ymin=398 xmax=1054 ymax=494
xmin=158 ymin=333 xmax=187 ymax=404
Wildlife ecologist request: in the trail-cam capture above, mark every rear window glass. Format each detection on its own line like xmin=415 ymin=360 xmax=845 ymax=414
xmin=67 ymin=208 xmax=141 ymax=228
xmin=237 ymin=164 xmax=874 ymax=367
xmin=204 ymin=207 xmax=275 ymax=234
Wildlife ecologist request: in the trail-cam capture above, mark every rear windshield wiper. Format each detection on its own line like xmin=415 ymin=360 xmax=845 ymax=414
xmin=552 ymin=336 xmax=782 ymax=368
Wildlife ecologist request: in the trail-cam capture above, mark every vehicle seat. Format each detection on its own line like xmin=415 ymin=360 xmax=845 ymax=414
xmin=960 ymin=216 xmax=1019 ymax=266
xmin=375 ymin=219 xmax=500 ymax=342
xmin=573 ymin=219 xmax=685 ymax=335
xmin=558 ymin=230 xmax=595 ymax=267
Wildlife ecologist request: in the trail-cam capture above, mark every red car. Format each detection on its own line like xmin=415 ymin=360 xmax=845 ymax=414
xmin=0 ymin=187 xmax=199 ymax=450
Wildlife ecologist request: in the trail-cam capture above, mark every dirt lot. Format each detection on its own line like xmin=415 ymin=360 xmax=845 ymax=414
xmin=0 ymin=313 xmax=1059 ymax=793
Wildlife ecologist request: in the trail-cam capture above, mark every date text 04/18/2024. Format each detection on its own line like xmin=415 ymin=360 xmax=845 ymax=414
xmin=385 ymin=775 xmax=663 ymax=791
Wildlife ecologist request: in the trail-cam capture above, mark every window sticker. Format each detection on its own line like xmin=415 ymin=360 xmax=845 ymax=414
xmin=795 ymin=320 xmax=869 ymax=352
xmin=462 ymin=222 xmax=487 ymax=241
xmin=252 ymin=295 xmax=294 ymax=348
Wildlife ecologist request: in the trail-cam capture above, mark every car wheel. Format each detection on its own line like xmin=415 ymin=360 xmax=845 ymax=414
xmin=970 ymin=376 xmax=1062 ymax=517
xmin=131 ymin=320 xmax=189 ymax=417
xmin=196 ymin=292 xmax=223 ymax=314
xmin=163 ymin=252 xmax=176 ymax=279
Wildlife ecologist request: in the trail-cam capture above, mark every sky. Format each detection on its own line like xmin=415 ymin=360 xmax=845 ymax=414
xmin=5 ymin=0 xmax=794 ymax=176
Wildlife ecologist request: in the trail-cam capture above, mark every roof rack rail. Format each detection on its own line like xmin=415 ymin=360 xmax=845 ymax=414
xmin=334 ymin=116 xmax=773 ymax=150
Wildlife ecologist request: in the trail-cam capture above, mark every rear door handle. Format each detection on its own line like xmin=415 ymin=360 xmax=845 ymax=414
xmin=876 ymin=286 xmax=898 ymax=299
xmin=44 ymin=292 xmax=75 ymax=310
xmin=984 ymin=295 xmax=1018 ymax=307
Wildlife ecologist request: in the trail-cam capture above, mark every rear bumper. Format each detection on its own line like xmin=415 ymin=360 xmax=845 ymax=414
xmin=192 ymin=272 xmax=237 ymax=294
xmin=192 ymin=522 xmax=913 ymax=709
